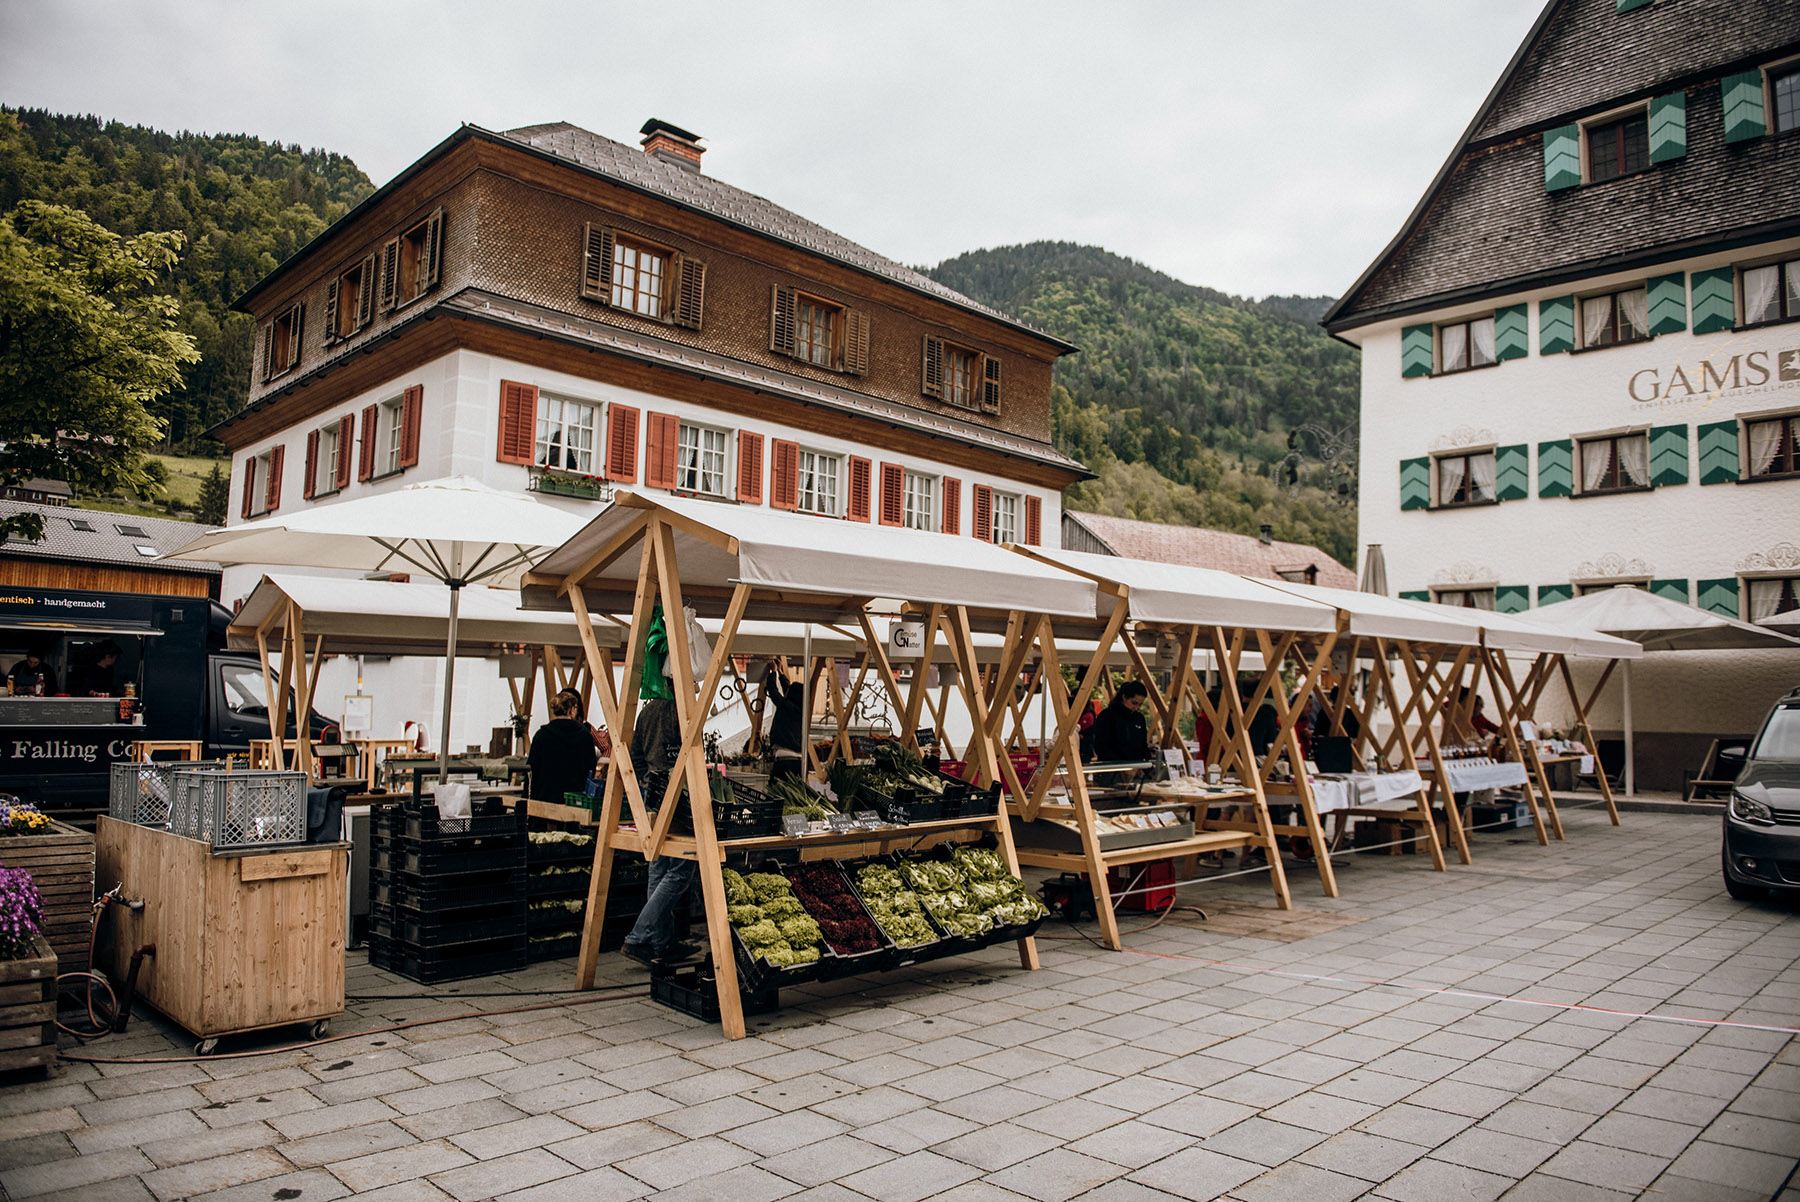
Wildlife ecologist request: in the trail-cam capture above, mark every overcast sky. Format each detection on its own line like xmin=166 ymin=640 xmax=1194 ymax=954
xmin=2 ymin=0 xmax=1543 ymax=300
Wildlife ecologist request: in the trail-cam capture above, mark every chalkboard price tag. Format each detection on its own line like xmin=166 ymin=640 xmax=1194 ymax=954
xmin=826 ymin=813 xmax=857 ymax=832
xmin=781 ymin=815 xmax=809 ymax=837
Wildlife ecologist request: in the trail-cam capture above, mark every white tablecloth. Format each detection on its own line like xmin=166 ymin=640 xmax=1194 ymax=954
xmin=1422 ymin=759 xmax=1529 ymax=792
xmin=1308 ymin=770 xmax=1425 ymax=815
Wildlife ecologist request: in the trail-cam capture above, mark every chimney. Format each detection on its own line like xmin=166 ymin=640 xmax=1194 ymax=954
xmin=640 ymin=119 xmax=704 ymax=173
xmin=1258 ymin=524 xmax=1273 ymax=545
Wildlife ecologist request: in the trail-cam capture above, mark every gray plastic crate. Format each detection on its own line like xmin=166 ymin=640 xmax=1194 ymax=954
xmin=171 ymin=769 xmax=306 ymax=847
xmin=109 ymin=760 xmax=235 ymax=827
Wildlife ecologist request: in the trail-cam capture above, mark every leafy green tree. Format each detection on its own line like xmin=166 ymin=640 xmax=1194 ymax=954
xmin=0 ymin=200 xmax=198 ymax=540
xmin=195 ymin=460 xmax=229 ymax=526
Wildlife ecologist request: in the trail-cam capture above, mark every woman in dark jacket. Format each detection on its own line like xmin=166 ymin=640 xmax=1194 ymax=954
xmin=1089 ymin=680 xmax=1152 ymax=763
xmin=528 ymin=690 xmax=599 ymax=803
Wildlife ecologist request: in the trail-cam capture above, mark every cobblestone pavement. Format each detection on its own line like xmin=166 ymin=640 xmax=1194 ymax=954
xmin=3 ymin=804 xmax=1797 ymax=1202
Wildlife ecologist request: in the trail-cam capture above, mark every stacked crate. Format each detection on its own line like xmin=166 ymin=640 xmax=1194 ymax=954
xmin=367 ymin=803 xmax=526 ymax=982
xmin=525 ymin=822 xmax=596 ymax=962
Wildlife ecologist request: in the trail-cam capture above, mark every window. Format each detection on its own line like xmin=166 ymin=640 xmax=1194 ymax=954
xmin=218 ymin=660 xmax=270 ymax=717
xmin=114 ymin=524 xmax=147 ymax=538
xmin=66 ymin=518 xmax=93 ymax=532
xmin=314 ymin=424 xmax=340 ymax=496
xmin=1577 ymin=433 xmax=1650 ymax=493
xmin=902 ymin=472 xmax=935 ymax=532
xmin=1577 ymin=579 xmax=1648 ymax=596
xmin=1438 ymin=316 xmax=1496 ymax=373
xmin=1746 ymin=413 xmax=1800 ymax=478
xmin=1747 ymin=575 xmax=1800 ymax=620
xmin=794 ymin=449 xmax=840 ymax=516
xmin=1774 ymin=62 xmax=1799 ymax=133
xmin=796 ymin=297 xmax=840 ymax=368
xmin=324 ymin=254 xmax=375 ymax=341
xmin=944 ymin=345 xmax=978 ymax=408
xmin=611 ymin=237 xmax=668 ymax=317
xmin=535 ymin=395 xmax=599 ymax=474
xmin=381 ymin=399 xmax=405 ymax=476
xmin=263 ymin=302 xmax=302 ymax=381
xmin=1434 ymin=588 xmax=1496 ymax=610
xmin=676 ymin=423 xmax=728 ymax=496
xmin=1742 ymin=259 xmax=1800 ymax=326
xmin=243 ymin=451 xmax=280 ymax=518
xmin=991 ymin=492 xmax=1020 ymax=544
xmin=1434 ymin=450 xmax=1496 ymax=507
xmin=1578 ymin=287 xmax=1650 ymax=348
xmin=396 ymin=215 xmax=440 ymax=305
xmin=1587 ymin=110 xmax=1649 ymax=181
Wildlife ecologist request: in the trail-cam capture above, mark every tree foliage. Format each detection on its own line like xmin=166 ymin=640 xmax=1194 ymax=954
xmin=928 ymin=242 xmax=1360 ymax=563
xmin=195 ymin=461 xmax=229 ymax=525
xmin=0 ymin=109 xmax=374 ymax=452
xmin=0 ymin=200 xmax=199 ymax=540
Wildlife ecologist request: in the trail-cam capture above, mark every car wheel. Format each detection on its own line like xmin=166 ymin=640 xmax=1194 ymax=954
xmin=1722 ymin=851 xmax=1766 ymax=902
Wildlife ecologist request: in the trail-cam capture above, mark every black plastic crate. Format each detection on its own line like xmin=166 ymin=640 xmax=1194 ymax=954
xmin=650 ymin=964 xmax=779 ymax=1023
xmin=366 ymin=932 xmax=527 ymax=984
xmin=842 ymin=854 xmax=953 ymax=963
xmin=712 ymin=778 xmax=783 ymax=840
xmin=526 ymin=899 xmax=586 ymax=933
xmin=371 ymin=866 xmax=526 ymax=912
xmin=527 ymin=869 xmax=592 ymax=899
xmin=861 ymin=783 xmax=943 ymax=825
xmin=525 ymin=832 xmax=598 ymax=867
xmin=953 ymin=782 xmax=1003 ymax=819
xmin=374 ymin=841 xmax=525 ymax=876
xmin=782 ymin=862 xmax=895 ymax=979
xmin=371 ymin=901 xmax=524 ymax=947
xmin=378 ymin=802 xmax=523 ymax=842
xmin=526 ymin=932 xmax=582 ymax=962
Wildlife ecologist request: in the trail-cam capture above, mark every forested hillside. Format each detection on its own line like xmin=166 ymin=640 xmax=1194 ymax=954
xmin=928 ymin=243 xmax=1359 ymax=562
xmin=0 ymin=108 xmax=374 ymax=451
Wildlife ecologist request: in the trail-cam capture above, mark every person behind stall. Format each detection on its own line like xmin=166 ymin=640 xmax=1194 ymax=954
xmin=1449 ymin=687 xmax=1501 ymax=743
xmin=620 ymin=696 xmax=699 ymax=967
xmin=67 ymin=640 xmax=121 ymax=696
xmin=760 ymin=660 xmax=805 ymax=779
xmin=527 ymin=689 xmax=599 ymax=804
xmin=1090 ymin=680 xmax=1151 ymax=763
xmin=7 ymin=646 xmax=55 ymax=695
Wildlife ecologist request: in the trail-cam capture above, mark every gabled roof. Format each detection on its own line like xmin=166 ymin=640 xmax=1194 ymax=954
xmin=0 ymin=500 xmax=222 ymax=574
xmin=1324 ymin=0 xmax=1800 ymax=333
xmin=1062 ymin=511 xmax=1356 ymax=589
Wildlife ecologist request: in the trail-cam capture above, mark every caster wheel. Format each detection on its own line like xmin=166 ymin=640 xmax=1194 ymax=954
xmin=195 ymin=1037 xmax=220 ymax=1056
xmin=309 ymin=1020 xmax=330 ymax=1040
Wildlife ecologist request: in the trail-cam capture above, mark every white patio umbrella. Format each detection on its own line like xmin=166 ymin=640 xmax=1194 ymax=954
xmin=1359 ymin=544 xmax=1389 ymax=597
xmin=165 ymin=476 xmax=588 ymax=777
xmin=1520 ymin=584 xmax=1800 ymax=794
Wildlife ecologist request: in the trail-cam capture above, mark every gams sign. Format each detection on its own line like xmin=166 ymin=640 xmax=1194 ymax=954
xmin=1 ymin=729 xmax=133 ymax=771
xmin=1629 ymin=345 xmax=1800 ymax=409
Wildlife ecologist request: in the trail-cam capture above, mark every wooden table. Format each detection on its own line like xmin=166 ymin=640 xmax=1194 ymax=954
xmin=129 ymin=740 xmax=203 ymax=762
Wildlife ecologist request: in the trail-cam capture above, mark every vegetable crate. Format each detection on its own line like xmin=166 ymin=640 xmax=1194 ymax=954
xmin=651 ymin=964 xmax=779 ymax=1023
xmin=366 ymin=802 xmax=526 ymax=983
xmin=108 ymin=760 xmax=234 ymax=827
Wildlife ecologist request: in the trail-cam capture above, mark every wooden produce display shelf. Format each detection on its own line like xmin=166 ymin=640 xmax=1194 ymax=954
xmin=613 ymin=813 xmax=1007 ymax=859
xmin=1016 ymin=828 xmax=1255 ymax=873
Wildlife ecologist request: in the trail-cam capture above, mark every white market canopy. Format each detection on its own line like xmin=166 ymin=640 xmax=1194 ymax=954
xmin=1760 ymin=608 xmax=1800 ymax=630
xmin=1396 ymin=599 xmax=1642 ymax=659
xmin=1520 ymin=585 xmax=1800 ymax=652
xmin=1016 ymin=545 xmax=1340 ymax=634
xmin=1251 ymin=578 xmax=1485 ymax=647
xmin=229 ymin=574 xmax=625 ymax=657
xmin=522 ymin=490 xmax=1100 ymax=621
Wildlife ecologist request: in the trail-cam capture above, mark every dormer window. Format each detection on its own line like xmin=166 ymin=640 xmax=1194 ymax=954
xmin=1587 ymin=111 xmax=1649 ymax=181
xmin=379 ymin=209 xmax=443 ymax=311
xmin=611 ymin=237 xmax=668 ymax=317
xmin=323 ymin=254 xmax=377 ymax=342
xmin=262 ymin=302 xmax=302 ymax=382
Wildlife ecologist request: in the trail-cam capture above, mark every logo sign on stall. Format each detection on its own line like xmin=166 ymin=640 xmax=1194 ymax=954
xmin=0 ymin=729 xmax=134 ymax=771
xmin=1154 ymin=633 xmax=1181 ymax=670
xmin=887 ymin=616 xmax=926 ymax=660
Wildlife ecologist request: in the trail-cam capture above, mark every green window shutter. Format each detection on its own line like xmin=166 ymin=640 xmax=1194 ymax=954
xmin=1690 ymin=267 xmax=1735 ymax=334
xmin=1647 ymin=273 xmax=1687 ymax=335
xmin=1543 ymin=124 xmax=1581 ymax=191
xmin=1494 ymin=305 xmax=1528 ymax=361
xmin=1616 ymin=0 xmax=1652 ymax=10
xmin=1648 ymin=92 xmax=1687 ymax=163
xmin=1650 ymin=578 xmax=1689 ymax=603
xmin=1697 ymin=419 xmax=1740 ymax=484
xmin=1496 ymin=444 xmax=1530 ymax=500
xmin=1649 ymin=424 xmax=1688 ymax=486
xmin=1398 ymin=590 xmax=1430 ymax=602
xmin=1697 ymin=578 xmax=1740 ymax=617
xmin=1538 ymin=439 xmax=1572 ymax=497
xmin=1401 ymin=325 xmax=1433 ymax=378
xmin=1722 ymin=71 xmax=1767 ymax=142
xmin=1538 ymin=584 xmax=1573 ymax=607
xmin=1400 ymin=458 xmax=1431 ymax=510
xmin=1539 ymin=296 xmax=1575 ymax=354
xmin=1496 ymin=585 xmax=1530 ymax=614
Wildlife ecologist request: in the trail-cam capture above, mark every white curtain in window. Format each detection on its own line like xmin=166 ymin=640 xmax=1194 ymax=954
xmin=1441 ymin=325 xmax=1468 ymax=372
xmin=1582 ymin=296 xmax=1613 ymax=346
xmin=1785 ymin=261 xmax=1800 ymax=315
xmin=1471 ymin=317 xmax=1497 ymax=366
xmin=1469 ymin=452 xmax=1497 ymax=501
xmin=1473 ymin=589 xmax=1497 ymax=611
xmin=1749 ymin=420 xmax=1784 ymax=475
xmin=1438 ymin=456 xmax=1466 ymax=505
xmin=1618 ymin=435 xmax=1649 ymax=486
xmin=1745 ymin=265 xmax=1781 ymax=324
xmin=1748 ymin=579 xmax=1783 ymax=621
xmin=1619 ymin=289 xmax=1649 ymax=338
xmin=1583 ymin=441 xmax=1613 ymax=491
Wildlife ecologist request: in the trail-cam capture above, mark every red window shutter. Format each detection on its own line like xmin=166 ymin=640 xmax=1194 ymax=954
xmin=241 ymin=459 xmax=255 ymax=519
xmin=265 ymin=446 xmax=284 ymax=512
xmin=336 ymin=415 xmax=355 ymax=489
xmin=605 ymin=404 xmax=640 ymax=482
xmin=358 ymin=405 xmax=378 ymax=481
xmin=736 ymin=431 xmax=764 ymax=503
xmin=942 ymin=477 xmax=962 ymax=535
xmin=303 ymin=430 xmax=319 ymax=500
xmin=1024 ymin=495 xmax=1043 ymax=546
xmin=770 ymin=440 xmax=800 ymax=511
xmin=878 ymin=462 xmax=904 ymax=526
xmin=398 ymin=385 xmax=423 ymax=469
xmin=495 ymin=381 xmax=537 ymax=466
xmin=847 ymin=457 xmax=873 ymax=523
xmin=644 ymin=412 xmax=680 ymax=489
xmin=973 ymin=484 xmax=994 ymax=542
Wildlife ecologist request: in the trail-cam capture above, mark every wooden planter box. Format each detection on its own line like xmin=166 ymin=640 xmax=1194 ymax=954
xmin=0 ymin=821 xmax=96 ymax=978
xmin=0 ymin=935 xmax=58 ymax=1073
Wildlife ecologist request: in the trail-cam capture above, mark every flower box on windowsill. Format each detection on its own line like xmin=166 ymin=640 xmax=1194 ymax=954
xmin=530 ymin=472 xmax=613 ymax=502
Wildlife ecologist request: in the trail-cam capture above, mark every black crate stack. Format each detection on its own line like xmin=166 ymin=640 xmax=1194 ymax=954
xmin=367 ymin=803 xmax=527 ymax=982
xmin=525 ymin=822 xmax=598 ymax=962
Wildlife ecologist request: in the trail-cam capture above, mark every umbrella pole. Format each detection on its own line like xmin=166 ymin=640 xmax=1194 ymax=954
xmin=440 ymin=545 xmax=464 ymax=782
xmin=1622 ymin=658 xmax=1634 ymax=798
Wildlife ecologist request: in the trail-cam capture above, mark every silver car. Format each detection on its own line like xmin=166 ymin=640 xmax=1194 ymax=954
xmin=1722 ymin=686 xmax=1800 ymax=901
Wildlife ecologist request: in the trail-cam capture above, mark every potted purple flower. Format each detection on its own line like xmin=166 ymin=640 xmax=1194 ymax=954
xmin=0 ymin=866 xmax=44 ymax=960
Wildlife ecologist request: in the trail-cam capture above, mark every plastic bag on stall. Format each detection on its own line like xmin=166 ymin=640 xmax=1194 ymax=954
xmin=684 ymin=605 xmax=711 ymax=682
xmin=432 ymin=781 xmax=472 ymax=820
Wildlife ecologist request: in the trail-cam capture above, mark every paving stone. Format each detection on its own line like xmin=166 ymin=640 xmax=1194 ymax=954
xmin=641 ymin=1163 xmax=803 ymax=1202
xmin=984 ymin=1147 xmax=1125 ymax=1201
xmin=1128 ymin=1146 xmax=1264 ymax=1201
xmin=1534 ymin=1140 xmax=1670 ymax=1192
xmin=394 ymin=1097 xmax=528 ymax=1142
xmin=329 ymin=1140 xmax=478 ymax=1194
xmin=1260 ymin=1091 xmax=1381 ymax=1135
xmin=142 ymin=1148 xmax=293 ymax=1202
xmin=1296 ymin=1130 xmax=1426 ymax=1181
xmin=428 ymin=1148 xmax=579 ymax=1202
xmin=187 ymin=1167 xmax=352 ymax=1202
xmin=270 ymin=1096 xmax=400 ymax=1141
xmin=1660 ymin=1138 xmax=1796 ymax=1195
xmin=855 ymin=1106 xmax=984 ymax=1153
xmin=837 ymin=1149 xmax=984 ymax=1202
xmin=1229 ymin=1161 xmax=1376 ymax=1202
xmin=1065 ymin=1118 xmax=1195 ymax=1170
xmin=1430 ymin=1126 xmax=1557 ymax=1177
xmin=1490 ymin=1176 xmax=1637 ymax=1202
xmin=1367 ymin=1155 xmax=1511 ymax=1202
xmin=493 ymin=1165 xmax=651 ymax=1202
xmin=614 ymin=1134 xmax=758 ymax=1190
xmin=1012 ymin=1097 xmax=1135 ymax=1141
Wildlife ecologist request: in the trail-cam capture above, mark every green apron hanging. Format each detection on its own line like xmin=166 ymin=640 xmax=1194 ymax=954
xmin=640 ymin=602 xmax=674 ymax=701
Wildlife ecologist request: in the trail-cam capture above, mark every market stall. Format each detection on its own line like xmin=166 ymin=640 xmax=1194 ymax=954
xmin=521 ymin=490 xmax=1099 ymax=1039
